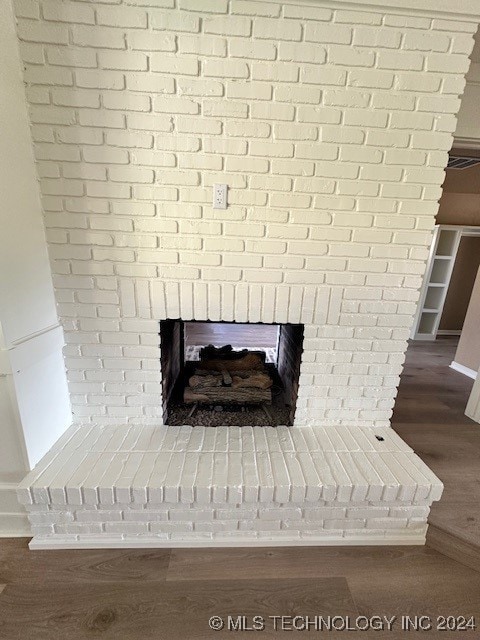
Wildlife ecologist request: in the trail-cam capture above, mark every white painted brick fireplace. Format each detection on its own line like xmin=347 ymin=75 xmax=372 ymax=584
xmin=14 ymin=0 xmax=480 ymax=547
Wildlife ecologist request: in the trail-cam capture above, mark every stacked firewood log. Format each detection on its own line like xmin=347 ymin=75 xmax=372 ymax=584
xmin=184 ymin=345 xmax=273 ymax=405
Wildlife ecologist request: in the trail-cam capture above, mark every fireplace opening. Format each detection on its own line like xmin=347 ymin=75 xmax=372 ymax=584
xmin=160 ymin=320 xmax=304 ymax=427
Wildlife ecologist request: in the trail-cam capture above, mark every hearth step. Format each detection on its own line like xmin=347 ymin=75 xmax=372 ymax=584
xmin=17 ymin=424 xmax=443 ymax=550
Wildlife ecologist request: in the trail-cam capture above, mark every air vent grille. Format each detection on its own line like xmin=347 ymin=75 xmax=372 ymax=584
xmin=447 ymin=156 xmax=480 ymax=170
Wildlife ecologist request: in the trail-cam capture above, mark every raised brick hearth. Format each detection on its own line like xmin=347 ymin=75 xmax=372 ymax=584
xmin=19 ymin=423 xmax=442 ymax=548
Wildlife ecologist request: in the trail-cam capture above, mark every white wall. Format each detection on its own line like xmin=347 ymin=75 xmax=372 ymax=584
xmin=0 ymin=0 xmax=71 ymax=534
xmin=455 ymin=31 xmax=480 ymax=143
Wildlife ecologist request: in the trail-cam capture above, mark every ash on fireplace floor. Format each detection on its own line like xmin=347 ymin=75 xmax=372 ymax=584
xmin=166 ymin=401 xmax=291 ymax=427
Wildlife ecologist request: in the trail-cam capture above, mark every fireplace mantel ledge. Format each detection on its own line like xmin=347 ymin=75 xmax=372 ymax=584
xmin=17 ymin=424 xmax=443 ymax=549
xmin=263 ymin=0 xmax=480 ymax=20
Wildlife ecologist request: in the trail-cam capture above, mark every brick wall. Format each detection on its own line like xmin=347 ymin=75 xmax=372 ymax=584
xmin=13 ymin=0 xmax=478 ymax=427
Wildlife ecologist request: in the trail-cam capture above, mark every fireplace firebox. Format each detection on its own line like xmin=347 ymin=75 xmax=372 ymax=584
xmin=160 ymin=320 xmax=304 ymax=427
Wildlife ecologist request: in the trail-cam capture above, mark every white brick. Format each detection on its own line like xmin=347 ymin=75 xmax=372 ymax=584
xmin=150 ymin=12 xmax=199 ymax=32
xmin=231 ymin=0 xmax=280 ymax=16
xmin=426 ymin=53 xmax=470 ymax=74
xmin=14 ymin=0 xmax=39 ymax=19
xmin=276 ymin=85 xmax=321 ymax=104
xmin=302 ymin=67 xmax=347 ymax=86
xmin=203 ymin=59 xmax=248 ymax=78
xmin=252 ymin=62 xmax=299 ymax=82
xmin=226 ymin=156 xmax=268 ymax=173
xmin=403 ymin=31 xmax=450 ymax=52
xmin=47 ymin=47 xmax=97 ymax=68
xmin=78 ymin=110 xmax=125 ymax=129
xmin=226 ymin=121 xmax=270 ymax=138
xmin=329 ymin=45 xmax=375 ymax=67
xmin=99 ymin=51 xmax=147 ymax=71
xmin=251 ymin=103 xmax=294 ymax=121
xmin=278 ymin=42 xmax=326 ymax=64
xmin=377 ymin=50 xmax=424 ymax=70
xmin=179 ymin=154 xmax=223 ymax=171
xmin=274 ymin=123 xmax=317 ymax=140
xmin=17 ymin=20 xmax=68 ymax=44
xmin=305 ymin=22 xmax=352 ymax=44
xmin=96 ymin=6 xmax=147 ymax=28
xmin=253 ymin=17 xmax=302 ymax=41
xmin=86 ymin=183 xmax=130 ymax=199
xmin=177 ymin=117 xmax=221 ymax=135
xmin=348 ymin=69 xmax=394 ymax=89
xmin=109 ymin=166 xmax=153 ymax=183
xmin=178 ymin=34 xmax=226 ymax=57
xmin=229 ymin=39 xmax=276 ymax=60
xmin=353 ymin=27 xmax=401 ymax=48
xmin=203 ymin=15 xmax=252 ymax=36
xmin=227 ymin=82 xmax=272 ymax=101
xmin=272 ymin=160 xmax=315 ymax=176
xmin=25 ymin=66 xmax=73 ymax=86
xmin=177 ymin=77 xmax=224 ymax=97
xmin=19 ymin=42 xmax=44 ymax=64
xmin=128 ymin=31 xmax=176 ymax=52
xmin=154 ymin=96 xmax=199 ymax=114
xmin=151 ymin=55 xmax=198 ymax=75
xmin=71 ymin=25 xmax=126 ymax=49
xmin=179 ymin=0 xmax=228 ymax=12
xmin=127 ymin=113 xmax=173 ymax=131
xmin=203 ymin=138 xmax=247 ymax=155
xmin=76 ymin=70 xmax=124 ymax=90
xmin=131 ymin=149 xmax=175 ymax=166
xmin=103 ymin=92 xmax=151 ymax=112
xmin=43 ymin=1 xmax=94 ymax=24
xmin=83 ymin=147 xmax=129 ymax=164
xmin=203 ymin=100 xmax=248 ymax=119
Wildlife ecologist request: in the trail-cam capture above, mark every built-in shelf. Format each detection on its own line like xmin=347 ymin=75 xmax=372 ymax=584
xmin=436 ymin=229 xmax=458 ymax=257
xmin=424 ymin=286 xmax=444 ymax=311
xmin=412 ymin=225 xmax=480 ymax=341
xmin=430 ymin=258 xmax=451 ymax=284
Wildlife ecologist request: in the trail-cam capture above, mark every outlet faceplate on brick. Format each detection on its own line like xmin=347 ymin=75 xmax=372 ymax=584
xmin=213 ymin=183 xmax=227 ymax=209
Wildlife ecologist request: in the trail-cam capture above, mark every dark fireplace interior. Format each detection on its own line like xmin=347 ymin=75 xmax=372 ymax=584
xmin=160 ymin=320 xmax=304 ymax=427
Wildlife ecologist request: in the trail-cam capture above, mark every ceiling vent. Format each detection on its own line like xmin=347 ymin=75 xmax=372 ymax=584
xmin=447 ymin=156 xmax=480 ymax=169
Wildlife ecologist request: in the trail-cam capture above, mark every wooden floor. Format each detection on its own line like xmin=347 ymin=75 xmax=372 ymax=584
xmin=392 ymin=337 xmax=480 ymax=559
xmin=1 ymin=539 xmax=480 ymax=638
xmin=392 ymin=337 xmax=475 ymax=426
xmin=1 ymin=337 xmax=480 ymax=639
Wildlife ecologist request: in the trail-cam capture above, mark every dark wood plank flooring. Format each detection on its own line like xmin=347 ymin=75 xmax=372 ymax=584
xmin=0 ymin=574 xmax=358 ymax=640
xmin=1 ymin=539 xmax=480 ymax=639
xmin=392 ymin=337 xmax=480 ymax=556
xmin=1 ymin=336 xmax=480 ymax=638
xmin=392 ymin=337 xmax=474 ymax=426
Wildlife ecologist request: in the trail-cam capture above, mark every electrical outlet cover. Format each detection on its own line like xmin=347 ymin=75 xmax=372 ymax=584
xmin=213 ymin=183 xmax=227 ymax=210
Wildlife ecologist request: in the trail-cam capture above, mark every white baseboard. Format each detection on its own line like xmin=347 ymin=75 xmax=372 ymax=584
xmin=450 ymin=361 xmax=478 ymax=380
xmin=0 ymin=513 xmax=31 ymax=537
xmin=0 ymin=482 xmax=31 ymax=537
xmin=29 ymin=533 xmax=426 ymax=550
